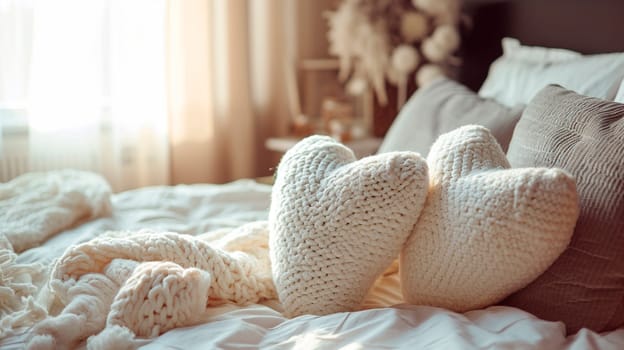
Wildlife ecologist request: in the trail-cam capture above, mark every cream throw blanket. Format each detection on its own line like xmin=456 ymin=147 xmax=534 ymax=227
xmin=28 ymin=223 xmax=275 ymax=350
xmin=0 ymin=170 xmax=112 ymax=340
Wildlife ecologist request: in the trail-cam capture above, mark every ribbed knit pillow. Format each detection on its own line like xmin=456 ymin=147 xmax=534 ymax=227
xmin=269 ymin=135 xmax=429 ymax=317
xmin=503 ymin=85 xmax=624 ymax=334
xmin=400 ymin=125 xmax=579 ymax=312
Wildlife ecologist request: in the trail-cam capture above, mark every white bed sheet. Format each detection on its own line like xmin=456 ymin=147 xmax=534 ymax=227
xmin=5 ymin=179 xmax=624 ymax=349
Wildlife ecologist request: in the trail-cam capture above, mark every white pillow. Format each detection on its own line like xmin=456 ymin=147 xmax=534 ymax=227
xmin=400 ymin=125 xmax=579 ymax=312
xmin=501 ymin=37 xmax=581 ymax=63
xmin=479 ymin=38 xmax=624 ymax=107
xmin=270 ymin=135 xmax=429 ymax=317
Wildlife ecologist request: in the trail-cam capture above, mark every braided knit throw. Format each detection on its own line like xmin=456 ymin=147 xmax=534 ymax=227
xmin=400 ymin=125 xmax=580 ymax=312
xmin=269 ymin=135 xmax=429 ymax=317
xmin=27 ymin=221 xmax=275 ymax=350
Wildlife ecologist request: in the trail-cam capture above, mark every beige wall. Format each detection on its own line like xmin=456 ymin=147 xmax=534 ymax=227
xmin=293 ymin=0 xmax=334 ymax=60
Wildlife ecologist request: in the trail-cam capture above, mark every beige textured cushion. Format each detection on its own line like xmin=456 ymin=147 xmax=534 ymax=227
xmin=504 ymin=85 xmax=624 ymax=334
xmin=400 ymin=125 xmax=579 ymax=312
xmin=269 ymin=135 xmax=429 ymax=317
xmin=378 ymin=78 xmax=523 ymax=156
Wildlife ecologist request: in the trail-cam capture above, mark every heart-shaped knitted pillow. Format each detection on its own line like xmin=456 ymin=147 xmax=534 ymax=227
xmin=269 ymin=135 xmax=429 ymax=317
xmin=400 ymin=125 xmax=580 ymax=312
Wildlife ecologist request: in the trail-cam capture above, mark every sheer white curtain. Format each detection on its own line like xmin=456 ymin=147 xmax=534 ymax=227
xmin=0 ymin=0 xmax=168 ymax=191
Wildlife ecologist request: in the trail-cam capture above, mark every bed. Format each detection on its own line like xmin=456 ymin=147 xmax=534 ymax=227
xmin=2 ymin=173 xmax=623 ymax=350
xmin=2 ymin=1 xmax=624 ymax=349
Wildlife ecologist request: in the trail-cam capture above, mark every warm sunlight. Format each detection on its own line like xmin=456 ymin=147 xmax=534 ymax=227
xmin=0 ymin=0 xmax=168 ymax=189
xmin=2 ymin=1 xmax=624 ymax=349
xmin=27 ymin=0 xmax=104 ymax=132
xmin=24 ymin=0 xmax=167 ymax=133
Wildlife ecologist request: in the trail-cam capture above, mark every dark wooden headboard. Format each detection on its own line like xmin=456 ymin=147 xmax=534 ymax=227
xmin=458 ymin=0 xmax=624 ymax=91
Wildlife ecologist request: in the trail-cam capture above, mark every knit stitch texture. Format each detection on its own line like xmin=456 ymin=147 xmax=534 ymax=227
xmin=0 ymin=170 xmax=112 ymax=339
xmin=27 ymin=221 xmax=275 ymax=350
xmin=400 ymin=125 xmax=579 ymax=312
xmin=269 ymin=135 xmax=429 ymax=317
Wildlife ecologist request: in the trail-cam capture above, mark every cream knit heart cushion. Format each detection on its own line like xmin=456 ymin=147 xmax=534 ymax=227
xmin=400 ymin=125 xmax=579 ymax=312
xmin=269 ymin=135 xmax=429 ymax=317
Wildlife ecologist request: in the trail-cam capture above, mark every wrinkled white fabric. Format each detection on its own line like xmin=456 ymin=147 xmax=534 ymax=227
xmin=0 ymin=169 xmax=112 ymax=253
xmin=142 ymin=302 xmax=624 ymax=350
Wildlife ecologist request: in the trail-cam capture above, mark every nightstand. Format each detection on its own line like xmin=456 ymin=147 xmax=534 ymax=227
xmin=265 ymin=136 xmax=383 ymax=159
xmin=254 ymin=175 xmax=274 ymax=185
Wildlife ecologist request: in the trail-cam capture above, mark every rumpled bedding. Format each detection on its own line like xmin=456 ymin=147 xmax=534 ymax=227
xmin=0 ymin=169 xmax=112 ymax=254
xmin=1 ymin=171 xmax=623 ymax=349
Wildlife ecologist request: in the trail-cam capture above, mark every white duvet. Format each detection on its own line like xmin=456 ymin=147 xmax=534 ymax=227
xmin=2 ymin=175 xmax=624 ymax=349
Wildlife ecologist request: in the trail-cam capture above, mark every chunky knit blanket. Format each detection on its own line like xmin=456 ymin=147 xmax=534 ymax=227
xmin=28 ymin=222 xmax=275 ymax=350
xmin=0 ymin=170 xmax=112 ymax=340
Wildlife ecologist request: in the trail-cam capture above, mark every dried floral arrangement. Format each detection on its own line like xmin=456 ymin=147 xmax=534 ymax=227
xmin=326 ymin=0 xmax=463 ymax=107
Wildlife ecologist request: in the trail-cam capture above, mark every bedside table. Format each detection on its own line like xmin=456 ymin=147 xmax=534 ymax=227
xmin=254 ymin=175 xmax=274 ymax=185
xmin=265 ymin=136 xmax=383 ymax=159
